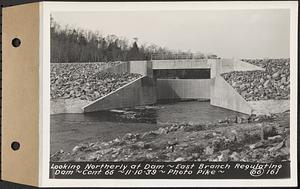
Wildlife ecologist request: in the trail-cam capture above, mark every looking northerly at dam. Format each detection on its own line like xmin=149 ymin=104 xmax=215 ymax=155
xmin=51 ymin=58 xmax=289 ymax=115
xmin=49 ymin=8 xmax=292 ymax=167
xmin=50 ymin=58 xmax=290 ymax=164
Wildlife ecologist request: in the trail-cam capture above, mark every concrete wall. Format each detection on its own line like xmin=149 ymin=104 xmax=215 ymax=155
xmin=211 ymin=58 xmax=235 ymax=77
xmin=51 ymin=99 xmax=89 ymax=114
xmin=210 ymin=75 xmax=253 ymax=114
xmin=209 ymin=59 xmax=220 ymax=78
xmin=210 ymin=58 xmax=264 ymax=78
xmin=103 ymin=62 xmax=130 ymax=73
xmin=234 ymin=60 xmax=265 ymax=72
xmin=83 ymin=76 xmax=157 ymax=112
xmin=248 ymin=100 xmax=290 ymax=115
xmin=209 ymin=58 xmax=269 ymax=114
xmin=103 ymin=61 xmax=153 ymax=77
xmin=157 ymin=79 xmax=210 ymax=100
xmin=152 ymin=59 xmax=210 ymax=70
xmin=129 ymin=61 xmax=153 ymax=76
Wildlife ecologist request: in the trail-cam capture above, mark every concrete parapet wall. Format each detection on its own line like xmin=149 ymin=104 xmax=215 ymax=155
xmin=83 ymin=76 xmax=157 ymax=112
xmin=129 ymin=61 xmax=152 ymax=76
xmin=50 ymin=99 xmax=90 ymax=114
xmin=216 ymin=58 xmax=235 ymax=74
xmin=248 ymin=100 xmax=290 ymax=115
xmin=103 ymin=61 xmax=153 ymax=77
xmin=209 ymin=59 xmax=220 ymax=78
xmin=157 ymin=79 xmax=210 ymax=100
xmin=234 ymin=60 xmax=265 ymax=72
xmin=210 ymin=75 xmax=253 ymax=114
xmin=210 ymin=59 xmax=234 ymax=78
xmin=103 ymin=62 xmax=130 ymax=73
xmin=152 ymin=59 xmax=210 ymax=70
xmin=210 ymin=58 xmax=264 ymax=78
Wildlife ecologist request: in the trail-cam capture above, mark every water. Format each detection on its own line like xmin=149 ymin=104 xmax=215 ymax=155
xmin=51 ymin=101 xmax=244 ymax=153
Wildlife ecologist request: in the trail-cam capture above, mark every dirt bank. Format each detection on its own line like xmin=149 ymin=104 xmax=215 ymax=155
xmin=51 ymin=111 xmax=290 ymax=163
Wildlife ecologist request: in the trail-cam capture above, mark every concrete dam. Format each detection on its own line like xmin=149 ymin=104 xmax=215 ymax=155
xmin=51 ymin=58 xmax=289 ymax=115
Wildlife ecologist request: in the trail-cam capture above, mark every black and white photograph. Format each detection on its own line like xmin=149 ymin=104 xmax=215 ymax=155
xmin=1 ymin=1 xmax=298 ymax=188
xmin=46 ymin=2 xmax=296 ymax=184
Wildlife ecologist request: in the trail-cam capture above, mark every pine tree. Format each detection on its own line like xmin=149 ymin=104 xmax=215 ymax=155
xmin=127 ymin=42 xmax=141 ymax=61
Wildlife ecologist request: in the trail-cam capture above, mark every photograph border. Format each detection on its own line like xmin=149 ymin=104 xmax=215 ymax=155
xmin=40 ymin=1 xmax=298 ymax=187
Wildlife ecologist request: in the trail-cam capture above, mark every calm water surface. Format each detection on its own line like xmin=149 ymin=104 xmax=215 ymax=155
xmin=51 ymin=101 xmax=244 ymax=153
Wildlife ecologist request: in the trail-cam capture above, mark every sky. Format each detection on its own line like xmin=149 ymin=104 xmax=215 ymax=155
xmin=52 ymin=9 xmax=290 ymax=59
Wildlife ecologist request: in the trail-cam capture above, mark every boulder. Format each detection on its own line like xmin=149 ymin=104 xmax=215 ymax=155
xmin=205 ymin=146 xmax=214 ymax=155
xmin=261 ymin=125 xmax=277 ymax=140
xmin=174 ymin=157 xmax=185 ymax=162
xmin=249 ymin=141 xmax=264 ymax=149
xmin=272 ymin=72 xmax=279 ymax=78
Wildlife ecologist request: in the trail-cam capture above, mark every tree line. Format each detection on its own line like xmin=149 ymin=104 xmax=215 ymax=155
xmin=50 ymin=16 xmax=218 ymax=63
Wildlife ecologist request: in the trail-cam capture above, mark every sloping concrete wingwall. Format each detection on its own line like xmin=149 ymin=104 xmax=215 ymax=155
xmin=83 ymin=76 xmax=157 ymax=112
xmin=157 ymin=79 xmax=210 ymax=100
xmin=210 ymin=75 xmax=253 ymax=114
xmin=234 ymin=60 xmax=265 ymax=72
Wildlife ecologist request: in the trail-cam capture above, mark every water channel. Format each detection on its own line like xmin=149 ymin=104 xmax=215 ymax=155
xmin=50 ymin=101 xmax=244 ymax=154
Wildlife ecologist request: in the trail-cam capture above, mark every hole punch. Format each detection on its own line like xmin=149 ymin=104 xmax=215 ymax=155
xmin=12 ymin=38 xmax=21 ymax=47
xmin=11 ymin=141 xmax=20 ymax=151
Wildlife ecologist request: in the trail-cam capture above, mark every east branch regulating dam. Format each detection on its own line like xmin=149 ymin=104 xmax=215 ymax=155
xmin=51 ymin=59 xmax=289 ymax=115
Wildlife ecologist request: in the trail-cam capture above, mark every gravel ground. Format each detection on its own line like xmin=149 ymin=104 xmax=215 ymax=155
xmin=51 ymin=63 xmax=142 ymax=101
xmin=222 ymin=59 xmax=290 ymax=101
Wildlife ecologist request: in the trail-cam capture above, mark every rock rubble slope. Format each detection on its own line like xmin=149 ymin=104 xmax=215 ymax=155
xmin=51 ymin=62 xmax=142 ymax=101
xmin=222 ymin=59 xmax=290 ymax=101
